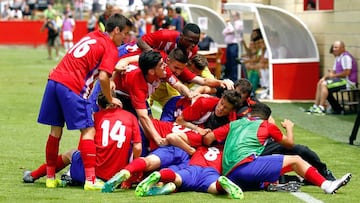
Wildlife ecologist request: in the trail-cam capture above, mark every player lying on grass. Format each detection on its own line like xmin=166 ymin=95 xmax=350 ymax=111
xmin=203 ymin=102 xmax=352 ymax=194
xmin=134 ymin=145 xmax=244 ymax=199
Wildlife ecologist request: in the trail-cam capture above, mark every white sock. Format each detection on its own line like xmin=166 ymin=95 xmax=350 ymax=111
xmin=320 ymin=180 xmax=330 ymax=190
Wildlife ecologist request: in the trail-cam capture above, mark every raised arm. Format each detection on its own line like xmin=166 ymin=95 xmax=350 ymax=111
xmin=136 ymin=37 xmax=153 ymax=52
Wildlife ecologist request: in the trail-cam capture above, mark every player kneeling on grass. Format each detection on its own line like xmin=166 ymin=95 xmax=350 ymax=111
xmin=23 ymin=91 xmax=142 ymax=190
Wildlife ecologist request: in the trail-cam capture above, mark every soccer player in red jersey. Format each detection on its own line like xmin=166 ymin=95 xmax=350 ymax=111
xmin=36 ymin=14 xmax=132 ymax=190
xmin=204 ymin=102 xmax=351 ymax=194
xmin=137 ymin=23 xmax=200 ymax=59
xmin=24 ymin=92 xmax=141 ymax=187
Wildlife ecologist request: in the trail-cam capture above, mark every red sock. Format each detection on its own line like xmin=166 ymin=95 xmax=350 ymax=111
xmin=215 ymin=180 xmax=226 ymax=193
xmin=79 ymin=139 xmax=96 ymax=182
xmin=31 ymin=164 xmax=47 ymax=180
xmin=159 ymin=169 xmax=176 ymax=183
xmin=304 ymin=166 xmax=326 ymax=187
xmin=124 ymin=158 xmax=147 ymax=174
xmin=280 ymin=165 xmax=293 ymax=175
xmin=45 ymin=135 xmax=60 ymax=178
xmin=31 ymin=155 xmax=66 ymax=180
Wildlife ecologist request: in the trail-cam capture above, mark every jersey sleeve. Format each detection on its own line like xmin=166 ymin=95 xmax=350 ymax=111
xmin=178 ymin=68 xmax=197 ymax=82
xmin=257 ymin=120 xmax=284 ymax=144
xmin=213 ymin=123 xmax=230 ymax=142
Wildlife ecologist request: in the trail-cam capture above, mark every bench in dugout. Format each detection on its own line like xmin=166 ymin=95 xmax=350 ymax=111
xmin=332 ymin=87 xmax=360 ymax=114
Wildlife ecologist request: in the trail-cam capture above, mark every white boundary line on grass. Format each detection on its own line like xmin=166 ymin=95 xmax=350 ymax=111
xmin=291 ymin=192 xmax=324 ymax=203
xmin=151 ymin=105 xmax=324 ymax=203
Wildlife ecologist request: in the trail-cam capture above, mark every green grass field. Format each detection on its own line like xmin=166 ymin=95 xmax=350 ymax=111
xmin=1 ymin=46 xmax=359 ymax=203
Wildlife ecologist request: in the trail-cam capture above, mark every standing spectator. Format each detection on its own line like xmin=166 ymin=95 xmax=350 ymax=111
xmin=98 ymin=3 xmax=113 ymax=32
xmin=307 ymin=41 xmax=358 ymax=115
xmin=133 ymin=12 xmax=146 ymax=38
xmin=1 ymin=3 xmax=12 ymax=20
xmin=43 ymin=4 xmax=57 ymax=20
xmin=73 ymin=0 xmax=84 ymax=20
xmin=27 ymin=0 xmax=37 ymax=18
xmin=151 ymin=6 xmax=171 ymax=32
xmin=222 ymin=12 xmax=244 ymax=82
xmin=170 ymin=7 xmax=185 ymax=32
xmin=198 ymin=30 xmax=214 ymax=51
xmin=62 ymin=3 xmax=73 ymax=17
xmin=61 ymin=12 xmax=76 ymax=51
xmin=87 ymin=12 xmax=97 ymax=33
xmin=22 ymin=4 xmax=32 ymax=20
xmin=36 ymin=14 xmax=132 ymax=190
xmin=41 ymin=17 xmax=60 ymax=60
xmin=10 ymin=7 xmax=23 ymax=19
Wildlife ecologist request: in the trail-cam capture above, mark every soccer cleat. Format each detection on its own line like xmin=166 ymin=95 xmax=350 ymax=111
xmin=60 ymin=172 xmax=83 ymax=186
xmin=145 ymin=182 xmax=176 ymax=196
xmin=101 ymin=169 xmax=130 ymax=193
xmin=218 ymin=176 xmax=244 ymax=199
xmin=84 ymin=178 xmax=105 ymax=191
xmin=135 ymin=171 xmax=161 ymax=197
xmin=323 ymin=173 xmax=352 ymax=194
xmin=267 ymin=181 xmax=301 ymax=192
xmin=46 ymin=178 xmax=66 ymax=188
xmin=23 ymin=170 xmax=35 ymax=183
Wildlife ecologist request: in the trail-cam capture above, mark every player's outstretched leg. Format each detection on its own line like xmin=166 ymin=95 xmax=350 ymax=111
xmin=218 ymin=176 xmax=244 ymax=199
xmin=135 ymin=171 xmax=161 ymax=197
xmin=101 ymin=169 xmax=130 ymax=193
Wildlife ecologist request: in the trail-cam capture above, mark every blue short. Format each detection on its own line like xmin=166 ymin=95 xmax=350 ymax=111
xmin=227 ymin=155 xmax=283 ymax=191
xmin=177 ymin=166 xmax=219 ymax=193
xmin=160 ymin=96 xmax=181 ymax=121
xmin=37 ymin=80 xmax=94 ymax=130
xmin=150 ymin=146 xmax=190 ymax=170
xmin=69 ymin=150 xmax=85 ymax=184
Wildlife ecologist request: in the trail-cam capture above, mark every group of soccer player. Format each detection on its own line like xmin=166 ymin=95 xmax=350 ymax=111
xmin=23 ymin=13 xmax=351 ymax=199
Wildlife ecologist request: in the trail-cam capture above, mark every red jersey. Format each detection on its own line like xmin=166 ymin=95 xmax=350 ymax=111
xmin=178 ymin=68 xmax=197 ymax=83
xmin=49 ymin=30 xmax=118 ymax=98
xmin=114 ymin=64 xmax=178 ymax=110
xmin=181 ymin=96 xmax=220 ymax=127
xmin=114 ymin=65 xmax=152 ymax=110
xmin=141 ymin=29 xmax=198 ymax=59
xmin=189 ymin=145 xmax=223 ymax=174
xmin=94 ymin=108 xmax=141 ymax=181
xmin=149 ymin=118 xmax=193 ymax=150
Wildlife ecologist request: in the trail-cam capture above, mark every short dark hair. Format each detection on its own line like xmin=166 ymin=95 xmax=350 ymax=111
xmin=168 ymin=48 xmax=188 ymax=64
xmin=97 ymin=91 xmax=116 ymax=109
xmin=189 ymin=54 xmax=208 ymax=71
xmin=183 ymin=23 xmax=200 ymax=35
xmin=138 ymin=50 xmax=162 ymax=76
xmin=175 ymin=7 xmax=182 ymax=14
xmin=105 ymin=13 xmax=133 ymax=32
xmin=249 ymin=102 xmax=272 ymax=120
xmin=234 ymin=78 xmax=253 ymax=95
xmin=222 ymin=90 xmax=242 ymax=109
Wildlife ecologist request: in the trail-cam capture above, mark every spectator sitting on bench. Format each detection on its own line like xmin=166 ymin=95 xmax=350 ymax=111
xmin=307 ymin=40 xmax=358 ymax=115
